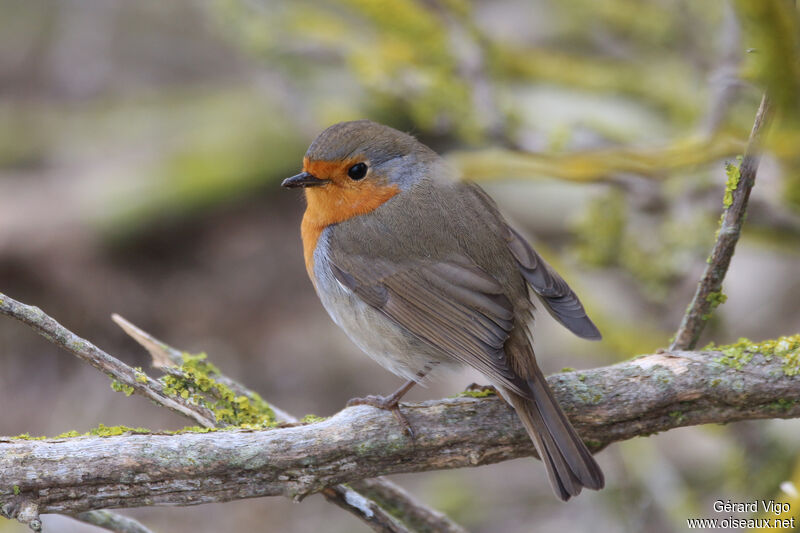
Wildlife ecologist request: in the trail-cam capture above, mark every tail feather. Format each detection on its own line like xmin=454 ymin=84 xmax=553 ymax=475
xmin=528 ymin=364 xmax=604 ymax=489
xmin=502 ymin=366 xmax=604 ymax=501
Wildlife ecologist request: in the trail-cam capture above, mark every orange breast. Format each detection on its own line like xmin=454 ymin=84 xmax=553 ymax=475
xmin=300 ymin=157 xmax=400 ymax=283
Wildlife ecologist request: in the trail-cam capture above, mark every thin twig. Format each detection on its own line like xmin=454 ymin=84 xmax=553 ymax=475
xmin=75 ymin=511 xmax=155 ymax=533
xmin=112 ymin=313 xmax=181 ymax=369
xmin=671 ymin=93 xmax=773 ymax=350
xmin=0 ymin=294 xmax=417 ymax=533
xmin=0 ymin=292 xmax=221 ymax=532
xmin=321 ymin=486 xmax=410 ymax=533
xmin=111 ymin=314 xmax=296 ymax=423
xmin=112 ymin=313 xmax=465 ymax=533
xmin=0 ymin=292 xmax=218 ymax=428
xmin=350 ymin=479 xmax=468 ymax=533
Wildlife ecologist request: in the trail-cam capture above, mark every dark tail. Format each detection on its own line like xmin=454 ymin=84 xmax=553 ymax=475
xmin=503 ymin=364 xmax=604 ymax=501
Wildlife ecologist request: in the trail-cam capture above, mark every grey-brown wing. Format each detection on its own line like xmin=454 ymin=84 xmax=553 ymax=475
xmin=329 ymin=256 xmax=531 ymax=397
xmin=505 ymin=225 xmax=601 ymax=340
xmin=461 ymin=182 xmax=601 ymax=340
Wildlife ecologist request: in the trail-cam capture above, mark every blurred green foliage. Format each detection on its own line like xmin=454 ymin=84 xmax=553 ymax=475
xmin=3 ymin=0 xmax=795 ymax=342
xmin=735 ymin=0 xmax=800 ymax=213
xmin=103 ymin=90 xmax=306 ymax=237
xmin=572 ymin=188 xmax=717 ymax=301
xmin=1 ymin=0 xmax=795 ymax=352
xmin=215 ymin=0 xmax=488 ymax=139
xmin=208 ymin=0 xmax=799 ymax=313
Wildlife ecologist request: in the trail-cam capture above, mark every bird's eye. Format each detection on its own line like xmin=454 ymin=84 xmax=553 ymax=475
xmin=347 ymin=162 xmax=368 ymax=180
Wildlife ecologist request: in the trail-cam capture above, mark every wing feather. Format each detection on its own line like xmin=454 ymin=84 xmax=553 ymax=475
xmin=505 ymin=225 xmax=601 ymax=340
xmin=330 ymin=256 xmax=530 ymax=396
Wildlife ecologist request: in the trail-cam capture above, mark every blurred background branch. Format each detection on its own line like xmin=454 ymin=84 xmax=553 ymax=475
xmin=73 ymin=511 xmax=154 ymax=533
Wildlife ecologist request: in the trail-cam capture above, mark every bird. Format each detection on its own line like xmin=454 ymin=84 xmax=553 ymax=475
xmin=281 ymin=119 xmax=604 ymax=501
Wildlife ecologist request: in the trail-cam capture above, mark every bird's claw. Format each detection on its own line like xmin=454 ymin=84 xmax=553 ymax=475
xmin=346 ymin=395 xmax=415 ymax=439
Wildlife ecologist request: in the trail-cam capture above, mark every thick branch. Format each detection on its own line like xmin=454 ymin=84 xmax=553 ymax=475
xmin=671 ymin=93 xmax=773 ymax=350
xmin=2 ymin=348 xmax=798 ymax=517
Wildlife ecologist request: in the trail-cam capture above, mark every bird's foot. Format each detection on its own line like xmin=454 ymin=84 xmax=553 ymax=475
xmin=346 ymin=394 xmax=415 ymax=439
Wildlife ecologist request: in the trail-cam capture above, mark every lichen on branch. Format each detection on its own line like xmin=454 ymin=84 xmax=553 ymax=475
xmin=161 ymin=353 xmax=277 ymax=427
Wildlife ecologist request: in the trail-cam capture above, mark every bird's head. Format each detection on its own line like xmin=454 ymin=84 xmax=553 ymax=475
xmin=282 ymin=120 xmax=438 ymax=198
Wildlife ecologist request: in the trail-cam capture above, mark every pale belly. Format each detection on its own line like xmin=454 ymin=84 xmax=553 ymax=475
xmin=312 ymin=232 xmax=457 ymax=382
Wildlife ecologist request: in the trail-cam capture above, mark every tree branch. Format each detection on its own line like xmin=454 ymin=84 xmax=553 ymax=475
xmin=2 ymin=346 xmax=799 ymax=518
xmin=74 ymin=511 xmax=155 ymax=533
xmin=0 ymin=293 xmax=409 ymax=532
xmin=450 ymin=133 xmax=745 ymax=183
xmin=0 ymin=293 xmax=461 ymax=533
xmin=110 ymin=313 xmax=464 ymax=533
xmin=349 ymin=478 xmax=467 ymax=533
xmin=671 ymin=93 xmax=773 ymax=350
xmin=0 ymin=293 xmax=218 ymax=429
xmin=320 ymin=486 xmax=409 ymax=533
xmin=110 ymin=313 xmax=297 ymax=424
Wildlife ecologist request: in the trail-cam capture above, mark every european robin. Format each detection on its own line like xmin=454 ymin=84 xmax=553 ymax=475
xmin=282 ymin=120 xmax=604 ymax=501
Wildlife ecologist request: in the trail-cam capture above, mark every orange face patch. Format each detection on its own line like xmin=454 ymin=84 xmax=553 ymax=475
xmin=300 ymin=157 xmax=400 ymax=282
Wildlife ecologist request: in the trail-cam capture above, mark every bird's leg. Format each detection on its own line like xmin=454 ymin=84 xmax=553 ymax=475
xmin=346 ymin=372 xmax=424 ymax=438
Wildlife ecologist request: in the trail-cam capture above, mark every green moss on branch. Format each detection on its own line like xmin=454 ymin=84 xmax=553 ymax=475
xmin=706 ymin=334 xmax=800 ymax=375
xmin=162 ymin=353 xmax=277 ymax=428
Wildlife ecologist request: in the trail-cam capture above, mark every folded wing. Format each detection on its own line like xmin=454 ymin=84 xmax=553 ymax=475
xmin=329 ymin=256 xmax=531 ymax=396
xmin=504 ymin=225 xmax=601 ymax=340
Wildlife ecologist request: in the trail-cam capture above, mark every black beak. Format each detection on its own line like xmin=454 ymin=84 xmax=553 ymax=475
xmin=281 ymin=171 xmax=330 ymax=188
